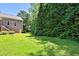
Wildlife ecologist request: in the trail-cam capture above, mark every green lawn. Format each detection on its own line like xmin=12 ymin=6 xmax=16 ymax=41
xmin=0 ymin=33 xmax=79 ymax=56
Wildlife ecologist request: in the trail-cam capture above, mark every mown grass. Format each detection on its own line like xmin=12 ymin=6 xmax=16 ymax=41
xmin=0 ymin=33 xmax=79 ymax=56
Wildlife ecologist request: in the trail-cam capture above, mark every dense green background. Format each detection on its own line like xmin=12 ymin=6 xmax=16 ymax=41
xmin=30 ymin=3 xmax=79 ymax=40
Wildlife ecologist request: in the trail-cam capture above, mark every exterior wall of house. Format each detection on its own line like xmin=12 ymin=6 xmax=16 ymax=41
xmin=0 ymin=18 xmax=2 ymax=31
xmin=1 ymin=18 xmax=23 ymax=33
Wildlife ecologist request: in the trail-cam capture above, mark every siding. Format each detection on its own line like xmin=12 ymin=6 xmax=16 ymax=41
xmin=1 ymin=18 xmax=23 ymax=33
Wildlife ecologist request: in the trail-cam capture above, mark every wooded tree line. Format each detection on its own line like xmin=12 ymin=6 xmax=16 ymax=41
xmin=30 ymin=3 xmax=79 ymax=41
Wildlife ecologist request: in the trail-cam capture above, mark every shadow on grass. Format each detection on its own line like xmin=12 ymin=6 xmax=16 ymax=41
xmin=27 ymin=36 xmax=79 ymax=56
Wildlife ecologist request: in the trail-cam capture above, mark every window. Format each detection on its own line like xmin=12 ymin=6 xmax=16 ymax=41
xmin=15 ymin=22 xmax=16 ymax=26
xmin=7 ymin=21 xmax=9 ymax=25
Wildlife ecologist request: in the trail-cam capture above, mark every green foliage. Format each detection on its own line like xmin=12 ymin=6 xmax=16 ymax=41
xmin=29 ymin=3 xmax=40 ymax=34
xmin=30 ymin=3 xmax=79 ymax=41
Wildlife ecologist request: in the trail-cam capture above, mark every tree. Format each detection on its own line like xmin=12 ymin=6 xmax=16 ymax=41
xmin=29 ymin=3 xmax=40 ymax=34
xmin=17 ymin=10 xmax=30 ymax=32
xmin=29 ymin=3 xmax=79 ymax=41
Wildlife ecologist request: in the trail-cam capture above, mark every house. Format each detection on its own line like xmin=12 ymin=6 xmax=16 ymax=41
xmin=0 ymin=13 xmax=23 ymax=33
